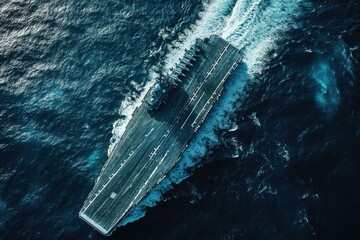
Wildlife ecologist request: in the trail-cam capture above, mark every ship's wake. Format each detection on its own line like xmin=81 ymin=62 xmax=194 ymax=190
xmin=110 ymin=0 xmax=306 ymax=228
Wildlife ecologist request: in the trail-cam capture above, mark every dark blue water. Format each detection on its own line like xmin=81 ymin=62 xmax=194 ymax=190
xmin=0 ymin=0 xmax=359 ymax=239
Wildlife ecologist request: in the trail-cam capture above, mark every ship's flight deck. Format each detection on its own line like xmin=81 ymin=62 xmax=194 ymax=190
xmin=79 ymin=35 xmax=242 ymax=235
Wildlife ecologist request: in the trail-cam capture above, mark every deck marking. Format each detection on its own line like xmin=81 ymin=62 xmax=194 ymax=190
xmin=129 ymin=150 xmax=169 ymax=206
xmin=82 ymin=128 xmax=154 ymax=211
xmin=180 ymin=92 xmax=205 ymax=130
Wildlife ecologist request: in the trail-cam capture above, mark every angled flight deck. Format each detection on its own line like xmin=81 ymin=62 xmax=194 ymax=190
xmin=79 ymin=35 xmax=242 ymax=235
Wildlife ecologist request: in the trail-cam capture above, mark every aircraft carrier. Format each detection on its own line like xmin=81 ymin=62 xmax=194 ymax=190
xmin=79 ymin=35 xmax=242 ymax=235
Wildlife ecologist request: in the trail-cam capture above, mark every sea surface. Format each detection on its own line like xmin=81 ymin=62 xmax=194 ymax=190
xmin=0 ymin=0 xmax=359 ymax=239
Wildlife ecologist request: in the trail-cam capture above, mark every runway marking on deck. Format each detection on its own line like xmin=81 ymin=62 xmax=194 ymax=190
xmin=119 ymin=125 xmax=180 ymax=199
xmin=144 ymin=128 xmax=154 ymax=137
xmin=130 ymin=150 xmax=170 ymax=206
xmin=117 ymin=133 xmax=180 ymax=213
xmin=118 ymin=125 xmax=176 ymax=193
xmin=180 ymin=92 xmax=205 ymax=130
xmin=91 ymin=198 xmax=109 ymax=218
xmin=179 ymin=44 xmax=231 ymax=129
xmin=191 ymin=52 xmax=240 ymax=128
xmin=149 ymin=144 xmax=162 ymax=159
xmin=97 ymin=126 xmax=155 ymax=179
xmin=119 ymin=136 xmax=181 ymax=216
xmin=180 ymin=44 xmax=230 ymax=115
xmin=82 ymin=128 xmax=155 ymax=212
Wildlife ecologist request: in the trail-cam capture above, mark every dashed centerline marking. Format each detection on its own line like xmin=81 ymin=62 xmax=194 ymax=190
xmin=180 ymin=92 xmax=205 ymax=130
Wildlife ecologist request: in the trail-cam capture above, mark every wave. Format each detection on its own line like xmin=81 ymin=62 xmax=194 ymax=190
xmin=110 ymin=0 xmax=306 ymax=227
xmin=223 ymin=0 xmax=305 ymax=74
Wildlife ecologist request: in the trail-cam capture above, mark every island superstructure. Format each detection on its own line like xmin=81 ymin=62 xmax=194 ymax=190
xmin=79 ymin=35 xmax=243 ymax=235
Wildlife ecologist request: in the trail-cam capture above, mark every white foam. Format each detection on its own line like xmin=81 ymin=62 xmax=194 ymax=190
xmin=223 ymin=0 xmax=304 ymax=75
xmin=249 ymin=112 xmax=261 ymax=126
xmin=111 ymin=0 xmax=306 ymax=227
xmin=163 ymin=0 xmax=236 ymax=72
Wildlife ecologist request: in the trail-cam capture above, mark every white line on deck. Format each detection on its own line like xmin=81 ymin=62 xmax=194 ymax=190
xmin=178 ymin=44 xmax=230 ymax=115
xmin=130 ymin=150 xmax=170 ymax=206
xmin=191 ymin=51 xmax=240 ymax=128
xmin=82 ymin=128 xmax=155 ymax=212
xmin=180 ymin=92 xmax=205 ymax=130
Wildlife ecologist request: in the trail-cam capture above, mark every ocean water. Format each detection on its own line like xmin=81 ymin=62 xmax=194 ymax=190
xmin=0 ymin=0 xmax=359 ymax=239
